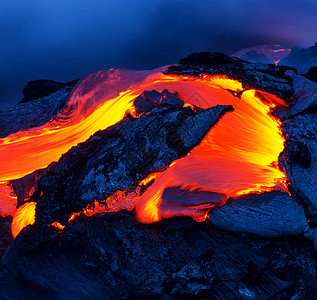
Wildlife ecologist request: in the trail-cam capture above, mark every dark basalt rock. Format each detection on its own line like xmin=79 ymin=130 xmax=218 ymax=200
xmin=281 ymin=140 xmax=311 ymax=169
xmin=0 ymin=85 xmax=73 ymax=138
xmin=20 ymin=79 xmax=79 ymax=104
xmin=2 ymin=212 xmax=317 ymax=299
xmin=277 ymin=71 xmax=317 ymax=120
xmin=179 ymin=52 xmax=238 ymax=66
xmin=161 ymin=186 xmax=226 ymax=209
xmin=277 ymin=72 xmax=317 ymax=226
xmin=0 ymin=215 xmax=12 ymax=259
xmin=10 ymin=169 xmax=45 ymax=208
xmin=208 ymin=191 xmax=309 ymax=237
xmin=32 ymin=103 xmax=233 ymax=225
xmin=279 ymin=113 xmax=317 ymax=224
xmin=133 ymin=89 xmax=184 ymax=116
xmin=165 ymin=52 xmax=295 ymax=101
xmin=304 ymin=66 xmax=317 ymax=83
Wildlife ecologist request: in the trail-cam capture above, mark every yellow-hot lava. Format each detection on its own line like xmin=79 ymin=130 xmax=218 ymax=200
xmin=51 ymin=222 xmax=65 ymax=230
xmin=11 ymin=202 xmax=36 ymax=238
xmin=0 ymin=70 xmax=288 ymax=236
xmin=0 ymin=73 xmax=243 ymax=183
xmin=136 ymin=88 xmax=287 ymax=223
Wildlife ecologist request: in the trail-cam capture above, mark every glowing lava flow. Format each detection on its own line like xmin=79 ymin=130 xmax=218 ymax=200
xmin=11 ymin=202 xmax=36 ymax=238
xmin=1 ymin=69 xmax=288 ymax=236
xmin=136 ymin=88 xmax=287 ymax=223
xmin=0 ymin=183 xmax=18 ymax=216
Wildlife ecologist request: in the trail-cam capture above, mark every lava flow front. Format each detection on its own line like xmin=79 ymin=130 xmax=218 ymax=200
xmin=0 ymin=69 xmax=288 ymax=236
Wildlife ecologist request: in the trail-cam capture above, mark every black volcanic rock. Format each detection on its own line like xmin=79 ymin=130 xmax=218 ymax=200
xmin=277 ymin=72 xmax=317 ymax=226
xmin=32 ymin=103 xmax=233 ymax=225
xmin=282 ymin=140 xmax=312 ymax=169
xmin=165 ymin=52 xmax=295 ymax=101
xmin=0 ymin=85 xmax=73 ymax=138
xmin=133 ymin=89 xmax=184 ymax=116
xmin=279 ymin=114 xmax=317 ymax=224
xmin=20 ymin=79 xmax=79 ymax=104
xmin=209 ymin=191 xmax=308 ymax=237
xmin=0 ymin=216 xmax=12 ymax=259
xmin=10 ymin=169 xmax=45 ymax=208
xmin=276 ymin=71 xmax=317 ymax=120
xmin=2 ymin=212 xmax=317 ymax=299
xmin=304 ymin=66 xmax=317 ymax=83
xmin=179 ymin=52 xmax=237 ymax=66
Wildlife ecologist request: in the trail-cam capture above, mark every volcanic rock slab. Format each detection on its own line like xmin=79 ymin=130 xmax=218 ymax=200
xmin=133 ymin=89 xmax=184 ymax=116
xmin=278 ymin=73 xmax=317 ymax=226
xmin=32 ymin=104 xmax=233 ymax=225
xmin=0 ymin=85 xmax=74 ymax=138
xmin=278 ymin=71 xmax=317 ymax=119
xmin=20 ymin=79 xmax=79 ymax=104
xmin=304 ymin=66 xmax=317 ymax=83
xmin=279 ymin=114 xmax=317 ymax=223
xmin=208 ymin=191 xmax=309 ymax=237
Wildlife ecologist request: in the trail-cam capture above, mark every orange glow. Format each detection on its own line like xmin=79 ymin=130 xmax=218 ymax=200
xmin=135 ymin=87 xmax=287 ymax=223
xmin=67 ymin=173 xmax=160 ymax=223
xmin=0 ymin=73 xmax=241 ymax=183
xmin=0 ymin=183 xmax=17 ymax=216
xmin=139 ymin=172 xmax=159 ymax=186
xmin=0 ymin=92 xmax=134 ymax=182
xmin=274 ymin=59 xmax=281 ymax=66
xmin=0 ymin=69 xmax=288 ymax=230
xmin=68 ymin=200 xmax=108 ymax=222
xmin=0 ymin=72 xmax=245 ymax=217
xmin=50 ymin=222 xmax=65 ymax=230
xmin=11 ymin=202 xmax=36 ymax=238
xmin=68 ymin=212 xmax=81 ymax=223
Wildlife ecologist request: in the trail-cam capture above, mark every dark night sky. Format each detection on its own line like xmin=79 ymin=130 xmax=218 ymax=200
xmin=0 ymin=0 xmax=316 ymax=109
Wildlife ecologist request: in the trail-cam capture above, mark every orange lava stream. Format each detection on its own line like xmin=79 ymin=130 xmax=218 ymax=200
xmin=0 ymin=183 xmax=18 ymax=216
xmin=2 ymin=70 xmax=288 ymax=236
xmin=136 ymin=88 xmax=287 ymax=223
xmin=11 ymin=202 xmax=36 ymax=238
xmin=0 ymin=74 xmax=241 ymax=183
xmin=50 ymin=222 xmax=65 ymax=230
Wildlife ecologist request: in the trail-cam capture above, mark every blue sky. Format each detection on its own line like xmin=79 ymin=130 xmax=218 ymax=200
xmin=0 ymin=0 xmax=316 ymax=108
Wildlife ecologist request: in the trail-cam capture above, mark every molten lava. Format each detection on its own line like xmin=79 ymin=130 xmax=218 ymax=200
xmin=0 ymin=69 xmax=288 ymax=236
xmin=0 ymin=73 xmax=243 ymax=183
xmin=0 ymin=183 xmax=18 ymax=216
xmin=11 ymin=202 xmax=36 ymax=238
xmin=51 ymin=222 xmax=65 ymax=230
xmin=135 ymin=88 xmax=286 ymax=223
